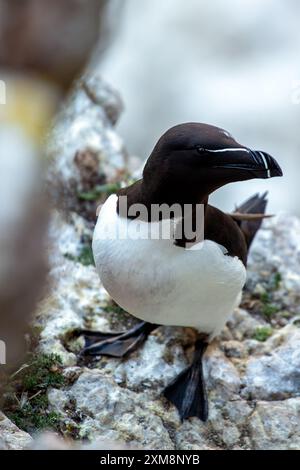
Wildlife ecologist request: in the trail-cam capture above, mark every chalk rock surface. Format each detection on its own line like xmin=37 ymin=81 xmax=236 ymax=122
xmin=0 ymin=412 xmax=33 ymax=450
xmin=4 ymin=74 xmax=300 ymax=450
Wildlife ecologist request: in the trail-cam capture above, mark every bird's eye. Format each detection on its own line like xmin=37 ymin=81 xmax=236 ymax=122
xmin=196 ymin=146 xmax=206 ymax=154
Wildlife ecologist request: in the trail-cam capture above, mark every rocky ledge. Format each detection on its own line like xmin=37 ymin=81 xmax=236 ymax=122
xmin=2 ymin=73 xmax=300 ymax=450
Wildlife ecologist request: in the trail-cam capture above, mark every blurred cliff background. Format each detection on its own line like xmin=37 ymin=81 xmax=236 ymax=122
xmin=1 ymin=0 xmax=299 ymax=219
xmin=100 ymin=0 xmax=299 ymax=215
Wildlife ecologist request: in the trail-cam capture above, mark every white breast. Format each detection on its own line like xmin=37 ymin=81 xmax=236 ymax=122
xmin=93 ymin=195 xmax=246 ymax=338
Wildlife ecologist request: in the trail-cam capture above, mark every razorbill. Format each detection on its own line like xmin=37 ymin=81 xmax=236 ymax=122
xmin=78 ymin=123 xmax=283 ymax=421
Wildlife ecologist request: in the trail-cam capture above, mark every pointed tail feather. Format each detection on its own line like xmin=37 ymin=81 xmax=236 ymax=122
xmin=233 ymin=192 xmax=268 ymax=249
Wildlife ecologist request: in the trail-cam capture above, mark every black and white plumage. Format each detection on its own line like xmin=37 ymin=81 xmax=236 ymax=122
xmin=78 ymin=123 xmax=283 ymax=421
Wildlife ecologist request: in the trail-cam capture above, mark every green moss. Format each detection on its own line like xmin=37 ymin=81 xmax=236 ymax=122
xmin=65 ymin=244 xmax=94 ymax=266
xmin=77 ymin=245 xmax=94 ymax=266
xmin=259 ymin=289 xmax=280 ymax=318
xmin=21 ymin=353 xmax=65 ymax=390
xmin=253 ymin=326 xmax=273 ymax=342
xmin=102 ymin=303 xmax=127 ymax=315
xmin=260 ymin=291 xmax=271 ymax=304
xmin=2 ymin=353 xmax=65 ymax=433
xmin=272 ymin=272 xmax=282 ymax=290
xmin=8 ymin=405 xmax=60 ymax=432
xmin=261 ymin=303 xmax=279 ymax=318
xmin=78 ymin=182 xmax=122 ymax=201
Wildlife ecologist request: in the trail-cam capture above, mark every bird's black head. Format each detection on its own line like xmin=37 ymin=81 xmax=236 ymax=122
xmin=142 ymin=122 xmax=283 ymax=205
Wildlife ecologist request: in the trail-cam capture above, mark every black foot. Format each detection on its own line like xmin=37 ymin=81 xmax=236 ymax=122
xmin=163 ymin=339 xmax=208 ymax=422
xmin=77 ymin=321 xmax=158 ymax=358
